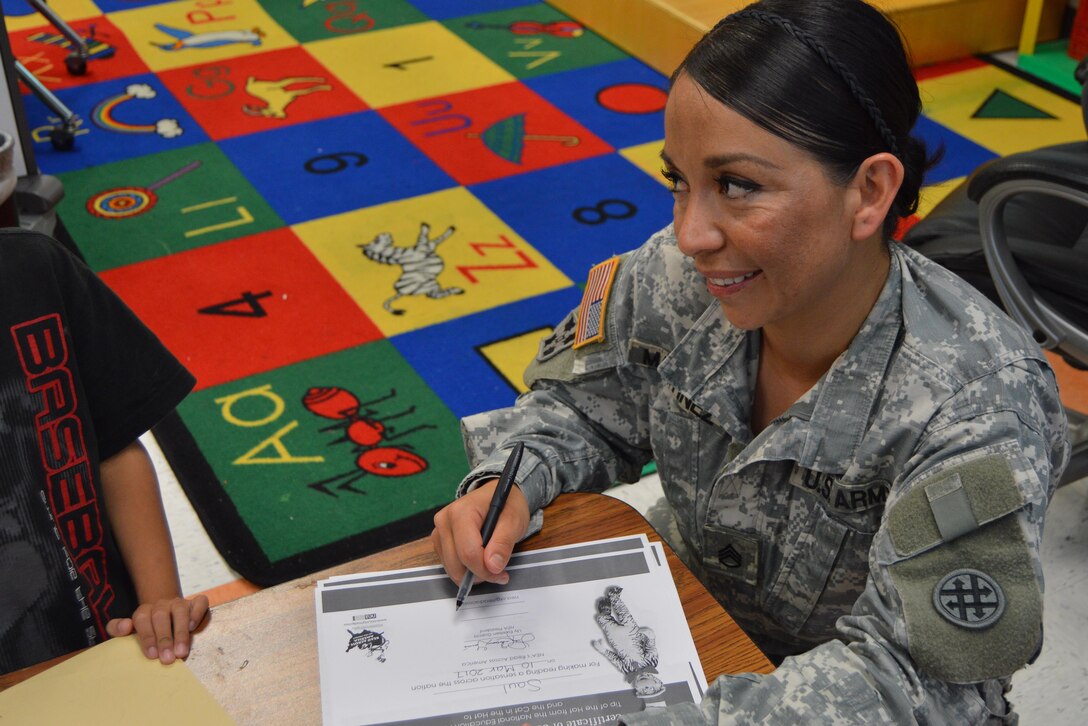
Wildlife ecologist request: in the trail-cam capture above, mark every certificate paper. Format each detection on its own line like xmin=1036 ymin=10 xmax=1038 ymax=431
xmin=315 ymin=536 xmax=708 ymax=726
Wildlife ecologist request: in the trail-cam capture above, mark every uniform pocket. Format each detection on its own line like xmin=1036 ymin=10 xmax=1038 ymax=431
xmin=763 ymin=502 xmax=850 ymax=636
xmin=702 ymin=524 xmax=761 ymax=586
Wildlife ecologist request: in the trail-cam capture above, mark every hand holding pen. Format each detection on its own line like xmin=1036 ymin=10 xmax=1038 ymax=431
xmin=455 ymin=442 xmax=525 ymax=610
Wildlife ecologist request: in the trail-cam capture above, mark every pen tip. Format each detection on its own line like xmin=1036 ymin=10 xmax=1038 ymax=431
xmin=455 ymin=599 xmax=463 ymax=610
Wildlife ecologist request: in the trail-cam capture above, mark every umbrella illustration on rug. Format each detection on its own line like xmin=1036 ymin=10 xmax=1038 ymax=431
xmin=466 ymin=113 xmax=579 ymax=164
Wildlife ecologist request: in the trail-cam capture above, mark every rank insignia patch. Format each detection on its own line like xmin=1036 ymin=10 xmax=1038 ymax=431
xmin=933 ymin=568 xmax=1005 ymax=629
xmin=717 ymin=544 xmax=742 ymax=569
xmin=573 ymin=256 xmax=619 ymax=349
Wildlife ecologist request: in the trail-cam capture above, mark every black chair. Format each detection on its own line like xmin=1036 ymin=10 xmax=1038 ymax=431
xmin=903 ymin=61 xmax=1088 ymax=485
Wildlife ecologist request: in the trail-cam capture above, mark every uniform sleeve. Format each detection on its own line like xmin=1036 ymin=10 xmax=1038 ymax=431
xmin=457 ymin=304 xmax=656 ymax=515
xmin=456 ymin=231 xmax=694 ymax=514
xmin=625 ymin=359 xmax=1068 ymax=725
xmin=47 ymin=235 xmax=196 ymax=459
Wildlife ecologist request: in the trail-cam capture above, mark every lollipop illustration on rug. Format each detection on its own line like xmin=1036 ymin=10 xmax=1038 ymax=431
xmin=85 ymin=160 xmax=202 ymax=219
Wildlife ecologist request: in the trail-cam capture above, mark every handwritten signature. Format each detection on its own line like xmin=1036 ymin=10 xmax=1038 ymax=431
xmin=463 ymin=632 xmax=536 ymax=651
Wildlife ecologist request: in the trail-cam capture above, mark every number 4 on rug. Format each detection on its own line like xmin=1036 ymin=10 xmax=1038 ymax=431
xmin=198 ymin=290 xmax=274 ymax=318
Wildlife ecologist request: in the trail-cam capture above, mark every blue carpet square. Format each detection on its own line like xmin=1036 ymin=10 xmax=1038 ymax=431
xmin=470 ymin=153 xmax=673 ymax=281
xmin=85 ymin=0 xmax=177 ymax=11
xmin=25 ymin=73 xmax=208 ymax=175
xmin=219 ymin=110 xmax=456 ymax=225
xmin=391 ymin=287 xmax=583 ymax=419
xmin=913 ymin=115 xmax=999 ymax=184
xmin=525 ymin=58 xmax=668 ymax=149
xmin=407 ymin=0 xmax=540 ymax=20
xmin=3 ymin=0 xmax=171 ymax=14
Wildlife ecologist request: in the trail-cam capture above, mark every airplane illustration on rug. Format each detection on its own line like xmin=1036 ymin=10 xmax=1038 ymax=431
xmin=152 ymin=24 xmax=264 ymax=51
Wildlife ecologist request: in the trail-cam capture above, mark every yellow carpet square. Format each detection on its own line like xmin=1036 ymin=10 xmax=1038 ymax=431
xmin=110 ymin=0 xmax=295 ymax=72
xmin=478 ymin=327 xmax=552 ymax=394
xmin=293 ymin=187 xmax=571 ymax=336
xmin=620 ymin=139 xmax=667 ymax=186
xmin=3 ymin=0 xmax=100 ymax=31
xmin=305 ymin=21 xmax=514 ymax=108
xmin=917 ymin=177 xmax=966 ymax=218
xmin=919 ymin=65 xmax=1083 ymax=156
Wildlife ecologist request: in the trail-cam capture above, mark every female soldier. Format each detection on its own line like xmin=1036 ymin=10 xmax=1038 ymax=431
xmin=431 ymin=0 xmax=1069 ymax=722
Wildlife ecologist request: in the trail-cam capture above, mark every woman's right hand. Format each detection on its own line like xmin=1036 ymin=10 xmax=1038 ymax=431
xmin=431 ymin=478 xmax=531 ymax=587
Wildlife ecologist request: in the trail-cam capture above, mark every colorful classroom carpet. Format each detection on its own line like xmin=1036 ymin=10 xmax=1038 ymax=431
xmin=4 ymin=0 xmax=1084 ymax=585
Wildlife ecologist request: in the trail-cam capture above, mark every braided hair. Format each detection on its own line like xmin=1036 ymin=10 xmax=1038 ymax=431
xmin=675 ymin=0 xmax=938 ymax=237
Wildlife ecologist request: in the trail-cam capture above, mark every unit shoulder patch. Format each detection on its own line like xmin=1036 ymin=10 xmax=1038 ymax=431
xmin=536 ymin=310 xmax=578 ymax=363
xmin=932 ymin=568 xmax=1006 ymax=630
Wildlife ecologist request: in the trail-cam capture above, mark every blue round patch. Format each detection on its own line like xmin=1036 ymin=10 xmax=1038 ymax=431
xmin=933 ymin=568 xmax=1005 ymax=629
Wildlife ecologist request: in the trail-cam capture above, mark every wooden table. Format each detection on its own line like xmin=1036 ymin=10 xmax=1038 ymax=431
xmin=3 ymin=492 xmax=772 ymax=722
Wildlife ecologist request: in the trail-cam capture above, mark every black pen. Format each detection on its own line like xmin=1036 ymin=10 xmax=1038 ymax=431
xmin=455 ymin=442 xmax=525 ymax=610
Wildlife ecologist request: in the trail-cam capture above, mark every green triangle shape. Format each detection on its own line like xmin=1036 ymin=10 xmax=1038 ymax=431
xmin=973 ymin=89 xmax=1056 ymax=119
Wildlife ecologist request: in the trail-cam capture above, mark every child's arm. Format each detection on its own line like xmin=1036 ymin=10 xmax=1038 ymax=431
xmin=100 ymin=440 xmax=210 ymax=664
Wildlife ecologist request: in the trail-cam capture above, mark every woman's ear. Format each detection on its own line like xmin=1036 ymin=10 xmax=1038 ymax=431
xmin=850 ymin=152 xmax=904 ymax=241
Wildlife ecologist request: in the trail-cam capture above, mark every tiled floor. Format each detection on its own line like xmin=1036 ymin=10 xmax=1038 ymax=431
xmin=1011 ymin=477 xmax=1088 ymax=723
xmin=154 ymin=429 xmax=1088 ymax=724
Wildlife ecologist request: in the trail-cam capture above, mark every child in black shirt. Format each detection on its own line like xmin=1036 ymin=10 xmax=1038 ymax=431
xmin=1 ymin=229 xmax=206 ymax=674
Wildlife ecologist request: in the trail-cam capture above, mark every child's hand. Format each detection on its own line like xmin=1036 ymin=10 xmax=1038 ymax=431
xmin=106 ymin=594 xmax=210 ymax=664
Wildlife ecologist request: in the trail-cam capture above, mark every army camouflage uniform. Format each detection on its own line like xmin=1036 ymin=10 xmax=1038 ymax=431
xmin=457 ymin=226 xmax=1069 ymax=724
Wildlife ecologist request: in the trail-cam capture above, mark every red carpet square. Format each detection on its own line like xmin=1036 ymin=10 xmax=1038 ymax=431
xmin=379 ymin=80 xmax=613 ymax=185
xmin=100 ymin=227 xmax=382 ymax=391
xmin=157 ymin=46 xmax=367 ymax=140
xmin=9 ymin=14 xmax=150 ymax=91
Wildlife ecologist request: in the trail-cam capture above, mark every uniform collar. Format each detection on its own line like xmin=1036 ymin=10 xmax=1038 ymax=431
xmin=657 ymin=301 xmax=753 ymax=439
xmin=658 ymin=244 xmax=904 ymax=474
xmin=797 ymin=246 xmax=902 ymax=470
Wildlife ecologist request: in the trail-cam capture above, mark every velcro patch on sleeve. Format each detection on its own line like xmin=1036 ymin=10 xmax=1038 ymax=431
xmin=573 ymin=257 xmax=620 ymax=350
xmin=888 ymin=454 xmax=1028 ymax=557
xmin=888 ymin=516 xmax=1042 ymax=683
xmin=886 ymin=454 xmax=1043 ymax=683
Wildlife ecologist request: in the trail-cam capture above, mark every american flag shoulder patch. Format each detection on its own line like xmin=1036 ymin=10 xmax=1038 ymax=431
xmin=573 ymin=256 xmax=620 ymax=349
